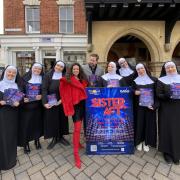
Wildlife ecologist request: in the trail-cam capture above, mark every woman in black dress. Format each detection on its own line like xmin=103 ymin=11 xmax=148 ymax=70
xmin=0 ymin=65 xmax=22 ymax=170
xmin=117 ymin=58 xmax=137 ymax=86
xmin=99 ymin=61 xmax=126 ymax=87
xmin=60 ymin=63 xmax=88 ymax=169
xmin=156 ymin=61 xmax=180 ymax=165
xmin=18 ymin=63 xmax=43 ymax=154
xmin=132 ymin=63 xmax=158 ymax=152
xmin=42 ymin=61 xmax=69 ymax=149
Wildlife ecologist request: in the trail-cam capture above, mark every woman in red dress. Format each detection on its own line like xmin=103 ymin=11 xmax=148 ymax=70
xmin=60 ymin=63 xmax=88 ymax=169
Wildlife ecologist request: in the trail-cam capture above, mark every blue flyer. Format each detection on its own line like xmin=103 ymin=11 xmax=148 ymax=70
xmin=26 ymin=83 xmax=41 ymax=101
xmin=86 ymin=87 xmax=134 ymax=155
xmin=107 ymin=79 xmax=119 ymax=87
xmin=139 ymin=88 xmax=154 ymax=107
xmin=47 ymin=94 xmax=57 ymax=106
xmin=3 ymin=88 xmax=24 ymax=106
xmin=170 ymin=83 xmax=180 ymax=99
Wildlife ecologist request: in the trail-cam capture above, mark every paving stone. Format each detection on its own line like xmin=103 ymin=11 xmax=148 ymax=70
xmin=171 ymin=164 xmax=180 ymax=175
xmin=45 ymin=172 xmax=59 ymax=180
xmin=30 ymin=154 xmax=42 ymax=165
xmin=106 ymin=172 xmax=122 ymax=180
xmin=142 ymin=163 xmax=156 ymax=176
xmin=18 ymin=154 xmax=30 ymax=165
xmin=80 ymin=155 xmax=93 ymax=166
xmin=2 ymin=171 xmax=15 ymax=180
xmin=129 ymin=155 xmax=146 ymax=166
xmin=138 ymin=172 xmax=154 ymax=180
xmin=16 ymin=171 xmax=30 ymax=180
xmin=117 ymin=155 xmax=133 ymax=166
xmin=27 ymin=162 xmax=45 ymax=176
xmin=153 ymin=172 xmax=170 ymax=180
xmin=42 ymin=154 xmax=55 ymax=166
xmin=156 ymin=162 xmax=170 ymax=176
xmin=142 ymin=154 xmax=159 ymax=166
xmin=75 ymin=172 xmax=90 ymax=180
xmin=30 ymin=172 xmax=44 ymax=180
xmin=91 ymin=172 xmax=105 ymax=180
xmin=91 ymin=155 xmax=106 ymax=166
xmin=84 ymin=162 xmax=100 ymax=176
xmin=127 ymin=162 xmax=142 ymax=177
xmin=134 ymin=150 xmax=145 ymax=158
xmin=104 ymin=155 xmax=119 ymax=166
xmin=122 ymin=172 xmax=138 ymax=180
xmin=14 ymin=161 xmax=32 ymax=175
xmin=51 ymin=148 xmax=64 ymax=157
xmin=69 ymin=163 xmax=86 ymax=177
xmin=54 ymin=154 xmax=67 ymax=166
xmin=41 ymin=162 xmax=59 ymax=176
xmin=98 ymin=163 xmax=114 ymax=177
xmin=168 ymin=171 xmax=180 ymax=180
xmin=113 ymin=163 xmax=128 ymax=177
xmin=55 ymin=162 xmax=73 ymax=177
xmin=60 ymin=172 xmax=74 ymax=180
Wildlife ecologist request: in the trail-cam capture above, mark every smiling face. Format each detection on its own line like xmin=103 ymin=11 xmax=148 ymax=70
xmin=89 ymin=56 xmax=98 ymax=68
xmin=54 ymin=63 xmax=64 ymax=73
xmin=137 ymin=66 xmax=146 ymax=76
xmin=165 ymin=64 xmax=177 ymax=75
xmin=120 ymin=60 xmax=128 ymax=68
xmin=32 ymin=66 xmax=42 ymax=75
xmin=72 ymin=65 xmax=80 ymax=77
xmin=6 ymin=69 xmax=17 ymax=80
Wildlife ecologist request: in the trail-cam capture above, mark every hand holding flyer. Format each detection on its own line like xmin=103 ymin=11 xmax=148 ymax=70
xmin=170 ymin=83 xmax=180 ymax=99
xmin=139 ymin=88 xmax=154 ymax=107
xmin=47 ymin=94 xmax=58 ymax=106
xmin=3 ymin=88 xmax=25 ymax=106
xmin=26 ymin=83 xmax=41 ymax=102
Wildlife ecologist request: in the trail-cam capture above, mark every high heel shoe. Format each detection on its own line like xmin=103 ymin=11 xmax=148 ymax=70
xmin=34 ymin=139 xmax=41 ymax=150
xmin=24 ymin=143 xmax=30 ymax=154
xmin=47 ymin=137 xmax=57 ymax=150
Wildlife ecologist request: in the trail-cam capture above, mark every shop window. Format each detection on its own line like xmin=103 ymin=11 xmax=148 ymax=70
xmin=16 ymin=52 xmax=35 ymax=75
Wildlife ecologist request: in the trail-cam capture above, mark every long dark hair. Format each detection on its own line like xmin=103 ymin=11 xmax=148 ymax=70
xmin=66 ymin=63 xmax=87 ymax=82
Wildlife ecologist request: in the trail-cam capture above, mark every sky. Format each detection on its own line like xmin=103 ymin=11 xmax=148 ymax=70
xmin=0 ymin=0 xmax=3 ymax=34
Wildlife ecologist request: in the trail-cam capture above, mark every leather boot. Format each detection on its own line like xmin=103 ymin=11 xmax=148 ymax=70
xmin=34 ymin=139 xmax=41 ymax=150
xmin=24 ymin=142 xmax=30 ymax=154
xmin=47 ymin=137 xmax=57 ymax=150
xmin=73 ymin=121 xmax=82 ymax=169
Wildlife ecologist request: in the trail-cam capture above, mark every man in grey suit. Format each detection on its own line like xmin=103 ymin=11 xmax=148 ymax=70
xmin=82 ymin=54 xmax=104 ymax=87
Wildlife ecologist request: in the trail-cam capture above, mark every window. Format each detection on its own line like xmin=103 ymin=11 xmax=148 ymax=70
xmin=25 ymin=6 xmax=40 ymax=33
xmin=59 ymin=6 xmax=74 ymax=33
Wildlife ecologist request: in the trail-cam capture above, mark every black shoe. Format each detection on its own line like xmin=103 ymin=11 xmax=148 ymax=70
xmin=34 ymin=139 xmax=41 ymax=150
xmin=47 ymin=137 xmax=57 ymax=150
xmin=24 ymin=143 xmax=31 ymax=154
xmin=173 ymin=158 xmax=180 ymax=165
xmin=164 ymin=153 xmax=173 ymax=164
xmin=59 ymin=137 xmax=70 ymax=146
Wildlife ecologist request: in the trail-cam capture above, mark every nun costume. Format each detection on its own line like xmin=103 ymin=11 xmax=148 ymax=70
xmin=117 ymin=58 xmax=137 ymax=86
xmin=132 ymin=63 xmax=158 ymax=152
xmin=42 ymin=61 xmax=69 ymax=149
xmin=18 ymin=63 xmax=43 ymax=154
xmin=99 ymin=61 xmax=127 ymax=87
xmin=156 ymin=61 xmax=180 ymax=165
xmin=0 ymin=66 xmax=22 ymax=170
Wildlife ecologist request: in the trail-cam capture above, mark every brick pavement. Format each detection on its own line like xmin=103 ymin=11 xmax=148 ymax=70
xmin=1 ymin=134 xmax=180 ymax=180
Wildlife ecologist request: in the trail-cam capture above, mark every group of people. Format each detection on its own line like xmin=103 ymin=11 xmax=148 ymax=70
xmin=0 ymin=53 xmax=180 ymax=171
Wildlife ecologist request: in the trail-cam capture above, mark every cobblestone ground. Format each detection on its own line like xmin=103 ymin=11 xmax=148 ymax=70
xmin=1 ymin=133 xmax=180 ymax=180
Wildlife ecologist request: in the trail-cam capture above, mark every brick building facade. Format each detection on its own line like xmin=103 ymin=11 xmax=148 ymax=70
xmin=0 ymin=0 xmax=87 ymax=74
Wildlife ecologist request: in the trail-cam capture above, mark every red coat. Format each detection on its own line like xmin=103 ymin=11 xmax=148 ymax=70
xmin=60 ymin=76 xmax=88 ymax=116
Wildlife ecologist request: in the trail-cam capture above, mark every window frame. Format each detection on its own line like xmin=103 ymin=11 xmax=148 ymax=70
xmin=59 ymin=5 xmax=74 ymax=34
xmin=25 ymin=6 xmax=40 ymax=34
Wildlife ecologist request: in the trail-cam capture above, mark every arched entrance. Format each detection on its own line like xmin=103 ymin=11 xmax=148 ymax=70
xmin=107 ymin=35 xmax=151 ymax=68
xmin=172 ymin=42 xmax=180 ymax=70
